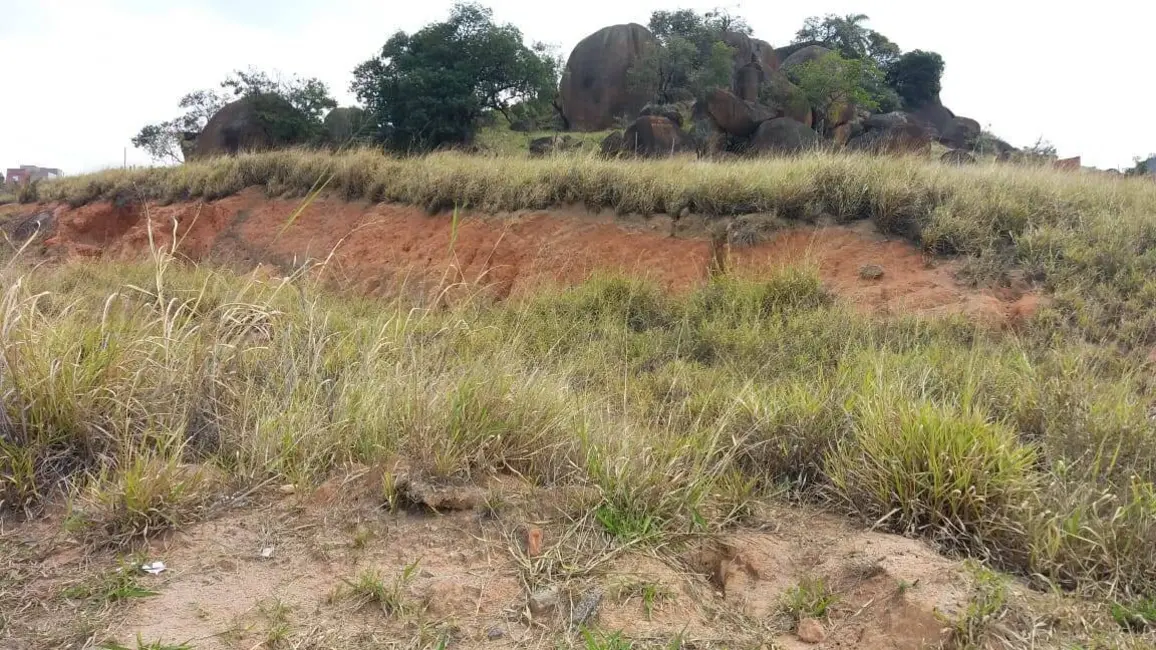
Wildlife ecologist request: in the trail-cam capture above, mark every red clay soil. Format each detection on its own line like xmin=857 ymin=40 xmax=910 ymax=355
xmin=18 ymin=189 xmax=1038 ymax=324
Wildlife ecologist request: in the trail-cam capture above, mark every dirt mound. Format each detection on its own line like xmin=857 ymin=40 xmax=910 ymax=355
xmin=6 ymin=191 xmax=1039 ymax=323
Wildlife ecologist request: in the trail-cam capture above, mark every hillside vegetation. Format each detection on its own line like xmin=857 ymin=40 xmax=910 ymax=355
xmin=27 ymin=148 xmax=1156 ymax=349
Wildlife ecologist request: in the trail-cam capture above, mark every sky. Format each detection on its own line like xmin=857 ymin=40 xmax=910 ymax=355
xmin=2 ymin=0 xmax=1152 ymax=174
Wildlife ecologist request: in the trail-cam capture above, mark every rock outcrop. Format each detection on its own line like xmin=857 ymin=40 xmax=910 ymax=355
xmin=750 ymin=117 xmax=819 ymax=154
xmin=322 ymin=107 xmax=369 ymax=146
xmin=780 ymin=44 xmax=832 ymax=70
xmin=192 ymin=94 xmax=312 ymax=159
xmin=705 ymin=89 xmax=774 ymax=137
xmin=761 ymin=71 xmax=812 ymax=127
xmin=938 ymin=116 xmax=981 ymax=150
xmin=559 ymin=24 xmax=658 ymax=131
xmin=848 ymin=122 xmax=932 ymax=155
xmin=618 ymin=116 xmax=687 ymax=157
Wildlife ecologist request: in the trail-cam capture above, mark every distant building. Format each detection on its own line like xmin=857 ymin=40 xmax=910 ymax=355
xmin=5 ymin=165 xmax=63 ymax=186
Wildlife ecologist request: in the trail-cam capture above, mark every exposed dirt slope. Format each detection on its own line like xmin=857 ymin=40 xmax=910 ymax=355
xmin=3 ymin=191 xmax=1038 ymax=324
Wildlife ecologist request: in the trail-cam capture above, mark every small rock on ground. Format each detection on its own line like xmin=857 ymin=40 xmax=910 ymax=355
xmin=797 ymin=617 xmax=826 ymax=644
xmin=528 ymin=586 xmax=560 ymax=616
xmin=570 ymin=588 xmax=604 ymax=627
xmin=486 ymin=627 xmax=504 ymax=640
xmin=859 ymin=263 xmax=885 ymax=280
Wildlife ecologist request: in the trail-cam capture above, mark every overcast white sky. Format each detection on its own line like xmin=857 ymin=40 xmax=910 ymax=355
xmin=2 ymin=0 xmax=1152 ymax=174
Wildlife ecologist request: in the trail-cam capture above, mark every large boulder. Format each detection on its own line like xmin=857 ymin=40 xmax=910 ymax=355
xmin=621 ymin=116 xmax=687 ymax=157
xmin=780 ymin=45 xmax=832 ymax=71
xmin=938 ymin=116 xmax=982 ymax=150
xmin=909 ymin=101 xmax=955 ymax=137
xmin=192 ymin=94 xmax=313 ymax=159
xmin=559 ymin=24 xmax=658 ymax=131
xmin=722 ymin=31 xmax=780 ymax=74
xmin=864 ymin=111 xmax=911 ymax=131
xmin=833 ymin=121 xmax=865 ymax=146
xmin=600 ymin=131 xmax=626 ymax=158
xmin=322 ymin=106 xmax=369 ymax=146
xmin=639 ymin=103 xmax=684 ymax=128
xmin=847 ymin=123 xmax=932 ymax=155
xmin=734 ymin=61 xmax=766 ymax=102
xmin=704 ymin=88 xmax=774 ymax=137
xmin=761 ymin=71 xmax=812 ymax=127
xmin=750 ymin=117 xmax=819 ymax=155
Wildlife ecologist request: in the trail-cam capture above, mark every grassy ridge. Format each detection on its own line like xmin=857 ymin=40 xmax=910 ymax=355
xmin=28 ymin=148 xmax=1156 ymax=348
xmin=2 ymin=256 xmax=1156 ymax=604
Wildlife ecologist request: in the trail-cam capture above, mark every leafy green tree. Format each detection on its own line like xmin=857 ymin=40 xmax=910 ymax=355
xmin=885 ymin=50 xmax=945 ymax=108
xmin=794 ymin=14 xmax=899 ymax=68
xmin=789 ymin=52 xmax=884 ymax=136
xmin=627 ymin=8 xmax=747 ymax=104
xmin=351 ymin=2 xmax=560 ymax=152
xmin=133 ymin=68 xmax=336 ymax=163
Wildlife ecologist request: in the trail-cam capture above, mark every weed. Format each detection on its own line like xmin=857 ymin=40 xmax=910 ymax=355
xmin=333 ymin=559 xmax=421 ymax=615
xmin=580 ymin=628 xmax=634 ymax=650
xmin=62 ymin=558 xmax=159 ymax=605
xmin=1110 ymin=597 xmax=1156 ymax=632
xmin=942 ymin=564 xmax=1010 ymax=649
xmin=781 ymin=577 xmax=839 ymax=621
xmin=608 ymin=579 xmax=675 ymax=620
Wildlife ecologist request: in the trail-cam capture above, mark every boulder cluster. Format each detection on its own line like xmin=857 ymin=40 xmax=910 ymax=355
xmin=560 ymin=23 xmax=1013 ymax=161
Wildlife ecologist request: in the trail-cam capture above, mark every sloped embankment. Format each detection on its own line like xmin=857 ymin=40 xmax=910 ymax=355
xmin=4 ymin=189 xmax=1037 ymax=323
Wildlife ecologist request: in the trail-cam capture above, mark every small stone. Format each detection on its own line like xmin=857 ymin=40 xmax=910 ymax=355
xmin=570 ymin=588 xmax=604 ymax=627
xmin=859 ymin=264 xmax=885 ymax=280
xmin=278 ymin=484 xmax=296 ymax=494
xmin=259 ymin=547 xmax=274 ymax=559
xmin=486 ymin=627 xmax=504 ymax=641
xmin=528 ymin=586 xmax=560 ymax=616
xmin=797 ymin=617 xmax=826 ymax=644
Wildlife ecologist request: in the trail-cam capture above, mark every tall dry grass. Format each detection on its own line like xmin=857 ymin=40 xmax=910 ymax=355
xmin=1 ymin=251 xmax=1156 ymax=601
xmin=29 ymin=148 xmax=1156 ymax=348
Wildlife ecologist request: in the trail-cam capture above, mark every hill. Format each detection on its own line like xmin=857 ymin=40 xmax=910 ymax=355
xmin=2 ymin=149 xmax=1156 ymax=649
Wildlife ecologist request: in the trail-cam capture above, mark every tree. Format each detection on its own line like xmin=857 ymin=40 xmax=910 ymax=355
xmin=351 ymin=2 xmax=560 ymax=152
xmin=133 ymin=68 xmax=336 ymax=163
xmin=626 ymin=8 xmax=745 ymax=105
xmin=885 ymin=50 xmax=945 ymax=109
xmin=794 ymin=14 xmax=899 ymax=69
xmin=132 ymin=89 xmax=228 ymax=163
xmin=789 ymin=52 xmax=884 ymax=136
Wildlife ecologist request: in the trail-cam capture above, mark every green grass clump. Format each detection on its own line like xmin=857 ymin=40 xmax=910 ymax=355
xmin=2 ymin=255 xmax=1156 ymax=599
xmin=781 ymin=576 xmax=839 ymax=622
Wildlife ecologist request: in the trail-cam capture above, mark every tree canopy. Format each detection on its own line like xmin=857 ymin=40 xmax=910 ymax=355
xmin=789 ymin=52 xmax=884 ymax=136
xmin=885 ymin=50 xmax=945 ymax=109
xmin=626 ymin=9 xmax=744 ymax=106
xmin=350 ymin=2 xmax=560 ymax=152
xmin=132 ymin=68 xmax=336 ymax=163
xmin=794 ymin=13 xmax=899 ymax=69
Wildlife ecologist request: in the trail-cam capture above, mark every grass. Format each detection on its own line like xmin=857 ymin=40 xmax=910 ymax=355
xmin=6 ymin=147 xmax=1156 ymax=643
xmin=25 ymin=146 xmax=1156 ymax=351
xmin=332 ymin=560 xmax=421 ymax=615
xmin=4 ymin=256 xmax=1156 ymax=606
xmin=781 ymin=576 xmax=839 ymax=621
xmin=61 ymin=558 xmax=159 ymax=605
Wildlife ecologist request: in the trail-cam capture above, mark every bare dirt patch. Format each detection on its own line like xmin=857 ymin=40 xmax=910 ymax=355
xmin=4 ymin=478 xmax=982 ymax=650
xmin=4 ymin=191 xmax=1039 ymax=325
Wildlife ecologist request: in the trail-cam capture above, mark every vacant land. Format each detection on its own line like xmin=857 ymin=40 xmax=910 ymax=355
xmin=3 ymin=150 xmax=1156 ymax=649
